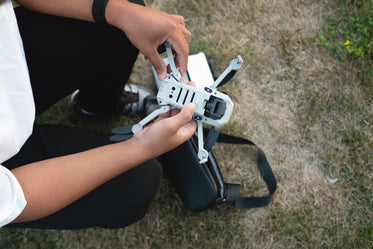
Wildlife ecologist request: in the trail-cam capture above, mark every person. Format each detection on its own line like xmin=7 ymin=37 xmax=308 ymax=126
xmin=0 ymin=0 xmax=196 ymax=229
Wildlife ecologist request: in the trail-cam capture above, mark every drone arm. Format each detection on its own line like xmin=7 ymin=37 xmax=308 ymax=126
xmin=210 ymin=55 xmax=243 ymax=89
xmin=196 ymin=121 xmax=208 ymax=164
xmin=132 ymin=105 xmax=173 ymax=134
xmin=164 ymin=41 xmax=181 ymax=81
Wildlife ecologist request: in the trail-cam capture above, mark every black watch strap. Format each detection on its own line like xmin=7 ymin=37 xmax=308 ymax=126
xmin=92 ymin=0 xmax=109 ymax=24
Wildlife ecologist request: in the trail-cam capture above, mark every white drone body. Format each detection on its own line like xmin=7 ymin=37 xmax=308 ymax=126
xmin=115 ymin=42 xmax=243 ymax=163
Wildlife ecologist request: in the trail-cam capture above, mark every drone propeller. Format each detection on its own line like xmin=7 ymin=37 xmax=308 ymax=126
xmin=109 ymin=126 xmax=134 ymax=142
xmin=215 ymin=70 xmax=238 ymax=88
xmin=109 ymin=133 xmax=133 ymax=142
xmin=111 ymin=125 xmax=133 ymax=135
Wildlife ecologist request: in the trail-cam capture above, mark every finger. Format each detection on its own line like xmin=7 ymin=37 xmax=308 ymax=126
xmin=170 ymin=108 xmax=181 ymax=116
xmin=170 ymin=36 xmax=189 ymax=77
xmin=178 ymin=118 xmax=197 ymax=138
xmin=182 ymin=27 xmax=191 ymax=42
xmin=183 ymin=80 xmax=196 ymax=87
xmin=158 ymin=110 xmax=172 ymax=119
xmin=166 ymin=64 xmax=172 ymax=74
xmin=172 ymin=15 xmax=186 ymax=26
xmin=172 ymin=15 xmax=191 ymax=44
xmin=147 ymin=47 xmax=167 ymax=80
xmin=169 ymin=103 xmax=195 ymax=129
xmin=159 ymin=108 xmax=180 ymax=119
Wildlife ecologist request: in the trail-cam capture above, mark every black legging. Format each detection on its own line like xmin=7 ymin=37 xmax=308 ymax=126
xmin=3 ymin=1 xmax=163 ymax=229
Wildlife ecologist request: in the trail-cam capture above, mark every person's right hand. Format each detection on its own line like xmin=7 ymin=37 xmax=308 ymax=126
xmin=106 ymin=0 xmax=191 ymax=80
xmin=132 ymin=103 xmax=197 ymax=159
xmin=132 ymin=81 xmax=196 ymax=158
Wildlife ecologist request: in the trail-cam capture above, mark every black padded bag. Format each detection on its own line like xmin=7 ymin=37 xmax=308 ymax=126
xmin=158 ymin=128 xmax=277 ymax=212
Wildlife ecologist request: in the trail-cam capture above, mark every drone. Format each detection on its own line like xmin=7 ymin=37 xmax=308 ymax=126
xmin=110 ymin=41 xmax=243 ymax=163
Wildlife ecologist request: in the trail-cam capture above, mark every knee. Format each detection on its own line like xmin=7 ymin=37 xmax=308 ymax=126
xmin=100 ymin=159 xmax=163 ymax=228
xmin=129 ymin=159 xmax=163 ymax=210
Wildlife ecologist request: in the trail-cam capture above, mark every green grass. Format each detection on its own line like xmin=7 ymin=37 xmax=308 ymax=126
xmin=2 ymin=0 xmax=373 ymax=248
xmin=317 ymin=0 xmax=373 ymax=59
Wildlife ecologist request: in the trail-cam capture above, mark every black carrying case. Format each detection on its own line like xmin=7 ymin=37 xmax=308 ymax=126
xmin=158 ymin=128 xmax=277 ymax=212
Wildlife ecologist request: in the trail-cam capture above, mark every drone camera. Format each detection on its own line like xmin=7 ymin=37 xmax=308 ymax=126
xmin=204 ymin=95 xmax=227 ymax=120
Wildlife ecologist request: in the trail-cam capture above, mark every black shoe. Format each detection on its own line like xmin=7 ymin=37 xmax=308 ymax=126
xmin=71 ymin=84 xmax=157 ymax=116
xmin=144 ymin=95 xmax=160 ymax=115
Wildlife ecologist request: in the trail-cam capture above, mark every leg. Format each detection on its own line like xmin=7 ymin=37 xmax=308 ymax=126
xmin=15 ymin=0 xmax=145 ymax=115
xmin=3 ymin=124 xmax=162 ymax=229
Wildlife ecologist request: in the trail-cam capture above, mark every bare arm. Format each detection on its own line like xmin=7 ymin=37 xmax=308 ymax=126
xmin=15 ymin=0 xmax=191 ymax=79
xmin=11 ymin=104 xmax=196 ymax=223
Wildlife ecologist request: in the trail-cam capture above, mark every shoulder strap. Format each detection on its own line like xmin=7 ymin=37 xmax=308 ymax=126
xmin=206 ymin=129 xmax=277 ymax=209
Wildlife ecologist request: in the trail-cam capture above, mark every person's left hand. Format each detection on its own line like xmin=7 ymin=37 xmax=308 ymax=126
xmin=106 ymin=1 xmax=191 ymax=80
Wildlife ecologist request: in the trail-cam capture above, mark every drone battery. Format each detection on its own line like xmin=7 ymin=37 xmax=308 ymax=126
xmin=157 ymin=82 xmax=200 ymax=109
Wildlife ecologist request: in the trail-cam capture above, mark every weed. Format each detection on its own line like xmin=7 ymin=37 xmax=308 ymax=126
xmin=317 ymin=0 xmax=373 ymax=59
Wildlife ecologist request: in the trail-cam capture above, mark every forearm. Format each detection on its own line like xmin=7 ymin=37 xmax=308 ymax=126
xmin=14 ymin=0 xmax=138 ymax=27
xmin=15 ymin=0 xmax=190 ymax=78
xmin=11 ymin=137 xmax=148 ymax=223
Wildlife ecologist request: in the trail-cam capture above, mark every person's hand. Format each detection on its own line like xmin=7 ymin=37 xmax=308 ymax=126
xmin=133 ymin=81 xmax=196 ymax=157
xmin=133 ymin=103 xmax=197 ymax=158
xmin=106 ymin=1 xmax=191 ymax=80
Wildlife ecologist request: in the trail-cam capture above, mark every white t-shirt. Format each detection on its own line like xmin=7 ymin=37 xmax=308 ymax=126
xmin=0 ymin=0 xmax=35 ymax=227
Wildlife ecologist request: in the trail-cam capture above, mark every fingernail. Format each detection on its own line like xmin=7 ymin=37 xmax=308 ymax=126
xmin=158 ymin=71 xmax=167 ymax=80
xmin=188 ymin=102 xmax=196 ymax=109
